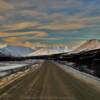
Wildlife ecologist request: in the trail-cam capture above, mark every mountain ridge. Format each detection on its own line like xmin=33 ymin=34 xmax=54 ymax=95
xmin=73 ymin=39 xmax=100 ymax=52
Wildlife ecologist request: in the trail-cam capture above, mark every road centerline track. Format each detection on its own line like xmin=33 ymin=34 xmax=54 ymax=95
xmin=0 ymin=61 xmax=100 ymax=100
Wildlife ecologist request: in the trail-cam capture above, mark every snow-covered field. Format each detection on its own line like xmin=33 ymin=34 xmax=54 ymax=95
xmin=0 ymin=64 xmax=28 ymax=72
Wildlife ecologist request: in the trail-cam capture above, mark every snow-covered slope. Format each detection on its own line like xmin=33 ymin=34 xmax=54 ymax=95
xmin=0 ymin=45 xmax=34 ymax=57
xmin=27 ymin=46 xmax=71 ymax=56
xmin=73 ymin=39 xmax=100 ymax=53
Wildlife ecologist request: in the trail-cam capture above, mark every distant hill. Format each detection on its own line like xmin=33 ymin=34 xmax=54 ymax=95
xmin=0 ymin=45 xmax=34 ymax=57
xmin=73 ymin=39 xmax=100 ymax=52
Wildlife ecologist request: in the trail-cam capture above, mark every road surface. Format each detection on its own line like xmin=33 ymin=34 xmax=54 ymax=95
xmin=0 ymin=61 xmax=100 ymax=100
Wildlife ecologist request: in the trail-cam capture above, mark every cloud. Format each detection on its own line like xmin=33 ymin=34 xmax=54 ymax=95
xmin=0 ymin=31 xmax=48 ymax=38
xmin=3 ymin=37 xmax=27 ymax=43
xmin=1 ymin=21 xmax=41 ymax=31
xmin=50 ymin=0 xmax=82 ymax=9
xmin=0 ymin=0 xmax=14 ymax=12
xmin=38 ymin=15 xmax=100 ymax=30
xmin=18 ymin=42 xmax=35 ymax=48
xmin=0 ymin=16 xmax=6 ymax=20
xmin=42 ymin=37 xmax=64 ymax=40
xmin=1 ymin=31 xmax=48 ymax=46
xmin=0 ymin=0 xmax=99 ymax=46
xmin=0 ymin=0 xmax=99 ymax=31
xmin=37 ymin=22 xmax=85 ymax=30
xmin=0 ymin=15 xmax=100 ymax=31
xmin=3 ymin=41 xmax=34 ymax=48
xmin=20 ymin=10 xmax=47 ymax=17
xmin=34 ymin=32 xmax=48 ymax=37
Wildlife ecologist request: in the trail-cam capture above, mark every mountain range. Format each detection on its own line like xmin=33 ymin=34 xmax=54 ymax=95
xmin=27 ymin=46 xmax=71 ymax=56
xmin=0 ymin=39 xmax=100 ymax=57
xmin=0 ymin=45 xmax=34 ymax=57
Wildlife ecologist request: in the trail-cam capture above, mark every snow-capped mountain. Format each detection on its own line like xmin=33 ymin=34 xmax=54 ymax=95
xmin=0 ymin=45 xmax=34 ymax=57
xmin=73 ymin=39 xmax=100 ymax=53
xmin=27 ymin=46 xmax=71 ymax=56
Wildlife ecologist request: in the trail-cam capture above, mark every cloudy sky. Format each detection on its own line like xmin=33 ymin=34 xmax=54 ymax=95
xmin=0 ymin=0 xmax=100 ymax=47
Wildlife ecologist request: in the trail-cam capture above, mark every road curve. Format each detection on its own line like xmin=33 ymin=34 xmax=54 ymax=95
xmin=0 ymin=61 xmax=100 ymax=100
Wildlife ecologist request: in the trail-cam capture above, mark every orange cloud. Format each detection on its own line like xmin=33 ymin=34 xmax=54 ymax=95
xmin=0 ymin=16 xmax=6 ymax=20
xmin=1 ymin=21 xmax=41 ymax=30
xmin=0 ymin=0 xmax=14 ymax=11
xmin=3 ymin=41 xmax=34 ymax=48
xmin=1 ymin=31 xmax=48 ymax=46
xmin=34 ymin=32 xmax=47 ymax=37
xmin=0 ymin=31 xmax=47 ymax=37
xmin=4 ymin=37 xmax=27 ymax=43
